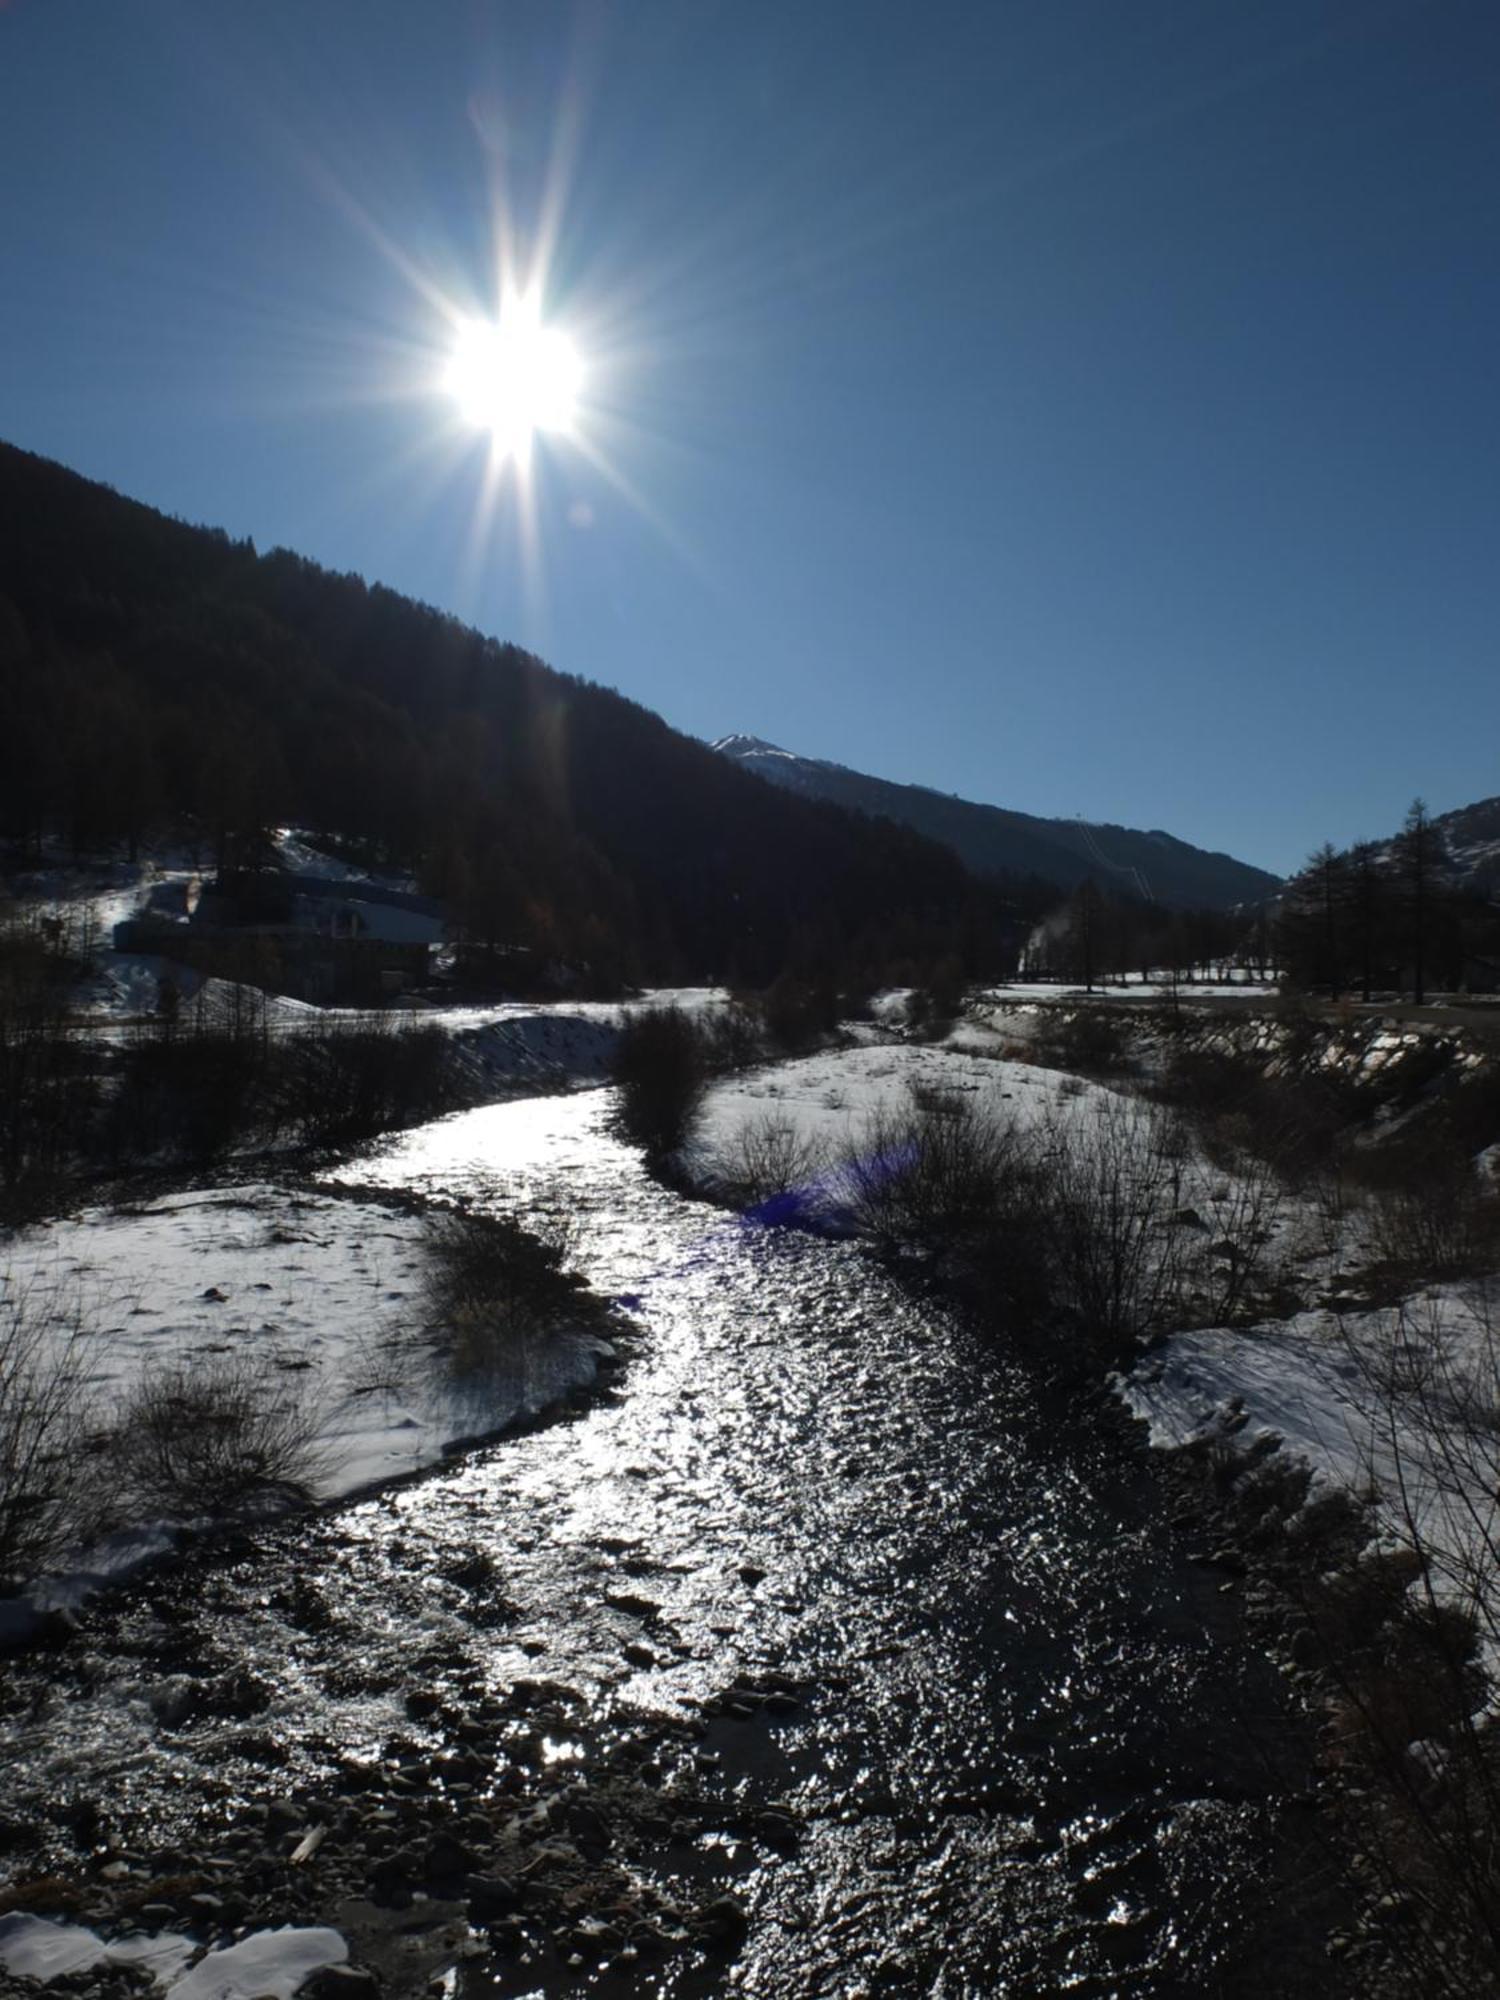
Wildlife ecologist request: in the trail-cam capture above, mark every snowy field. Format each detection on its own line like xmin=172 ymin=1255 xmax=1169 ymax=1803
xmin=691 ymin=1039 xmax=1074 ymax=1174
xmin=1 ymin=1183 xmax=613 ymax=1620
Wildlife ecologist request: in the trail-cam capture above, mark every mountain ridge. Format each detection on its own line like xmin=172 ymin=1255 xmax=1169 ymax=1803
xmin=712 ymin=735 xmax=1279 ymax=911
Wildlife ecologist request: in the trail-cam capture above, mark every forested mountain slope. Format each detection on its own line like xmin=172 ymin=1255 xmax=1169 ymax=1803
xmin=713 ymin=735 xmax=1278 ymax=911
xmin=0 ymin=442 xmax=1039 ymax=986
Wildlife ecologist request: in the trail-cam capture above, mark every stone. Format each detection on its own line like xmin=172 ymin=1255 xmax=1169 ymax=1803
xmin=753 ymin=1809 xmax=801 ymax=1847
xmin=305 ymin=1970 xmax=381 ymax=1998
xmin=567 ymin=1920 xmax=623 ymax=1954
xmin=565 ymin=1800 xmax=611 ymax=1851
xmin=465 ymin=1872 xmax=519 ymax=1921
xmin=422 ymin=1830 xmax=478 ymax=1880
xmin=698 ymin=1894 xmax=749 ymax=1945
xmin=604 ymin=1592 xmax=659 ymax=1619
xmin=368 ymin=1850 xmax=418 ymax=1903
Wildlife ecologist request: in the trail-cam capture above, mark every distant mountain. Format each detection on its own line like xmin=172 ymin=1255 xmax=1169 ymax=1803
xmin=712 ymin=736 xmax=1278 ymax=911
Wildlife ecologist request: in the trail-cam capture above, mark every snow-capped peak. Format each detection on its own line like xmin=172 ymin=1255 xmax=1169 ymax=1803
xmin=710 ymin=733 xmax=802 ymax=762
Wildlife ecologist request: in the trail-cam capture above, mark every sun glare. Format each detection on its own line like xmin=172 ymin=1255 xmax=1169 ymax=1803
xmin=444 ymin=297 xmax=584 ymax=459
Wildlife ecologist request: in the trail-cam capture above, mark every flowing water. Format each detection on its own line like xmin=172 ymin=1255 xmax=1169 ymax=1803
xmin=1 ymin=1089 xmax=1339 ymax=1995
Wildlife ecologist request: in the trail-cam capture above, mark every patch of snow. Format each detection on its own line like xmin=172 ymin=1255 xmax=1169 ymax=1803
xmin=1119 ymin=1283 xmax=1500 ymax=1672
xmin=271 ymin=827 xmax=416 ymax=890
xmin=166 ymin=1925 xmax=347 ymax=1999
xmin=2 ymin=1183 xmax=609 ymax=1618
xmin=0 ymin=1913 xmax=195 ymax=1986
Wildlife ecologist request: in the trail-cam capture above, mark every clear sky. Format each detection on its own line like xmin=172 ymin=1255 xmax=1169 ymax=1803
xmin=2 ymin=1 xmax=1497 ymax=878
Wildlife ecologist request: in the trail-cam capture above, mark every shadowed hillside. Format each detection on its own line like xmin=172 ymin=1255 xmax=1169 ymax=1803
xmin=0 ymin=442 xmax=1052 ymax=988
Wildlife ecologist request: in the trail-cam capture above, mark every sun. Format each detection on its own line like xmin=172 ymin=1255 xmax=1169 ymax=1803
xmin=444 ymin=295 xmax=584 ymax=459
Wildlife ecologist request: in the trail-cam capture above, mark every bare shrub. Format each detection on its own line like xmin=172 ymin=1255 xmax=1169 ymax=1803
xmin=758 ymin=974 xmax=840 ymax=1052
xmin=418 ymin=1205 xmax=607 ymax=1380
xmin=611 ymin=1005 xmax=707 ymax=1159
xmin=1153 ymin=1042 xmax=1353 ymax=1187
xmin=835 ymin=1090 xmax=1056 ymax=1321
xmin=1369 ymin=1169 xmax=1500 ymax=1285
xmin=0 ymin=910 xmax=100 ymax=1212
xmin=1031 ymin=1007 xmax=1132 ymax=1077
xmin=905 ymin=956 xmax=967 ymax=1040
xmin=839 ymin=1091 xmax=1011 ymax=1248
xmin=1193 ymin=1151 xmax=1289 ymax=1325
xmin=279 ymin=1015 xmax=462 ymax=1143
xmin=1044 ymin=1097 xmax=1193 ymax=1345
xmin=832 ymin=1086 xmax=1226 ymax=1352
xmin=720 ymin=1113 xmax=828 ymax=1207
xmin=0 ymin=1280 xmax=110 ymax=1586
xmin=110 ymin=1352 xmax=333 ymax=1517
xmin=699 ymin=1002 xmax=764 ymax=1073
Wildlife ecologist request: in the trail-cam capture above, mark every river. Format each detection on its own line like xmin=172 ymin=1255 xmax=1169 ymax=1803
xmin=0 ymin=1087 xmax=1342 ymax=1996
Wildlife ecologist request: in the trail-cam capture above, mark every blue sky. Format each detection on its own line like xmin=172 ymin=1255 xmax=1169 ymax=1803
xmin=2 ymin=0 xmax=1497 ymax=878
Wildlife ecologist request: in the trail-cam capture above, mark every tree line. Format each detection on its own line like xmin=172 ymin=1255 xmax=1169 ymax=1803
xmin=1023 ymin=880 xmax=1270 ymax=989
xmin=1277 ymin=800 xmax=1500 ymax=1003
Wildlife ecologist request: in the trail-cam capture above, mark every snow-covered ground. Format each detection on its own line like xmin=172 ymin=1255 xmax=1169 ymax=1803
xmin=692 ymin=1040 xmax=1070 ymax=1173
xmin=0 ymin=1913 xmax=346 ymax=1997
xmin=1121 ymin=1283 xmax=1500 ymax=1656
xmin=1 ymin=1183 xmax=613 ymax=1623
xmin=270 ymin=827 xmax=415 ymax=890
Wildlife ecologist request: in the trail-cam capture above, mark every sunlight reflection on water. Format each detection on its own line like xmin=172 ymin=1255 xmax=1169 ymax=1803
xmin=0 ymin=1083 xmax=1320 ymax=1995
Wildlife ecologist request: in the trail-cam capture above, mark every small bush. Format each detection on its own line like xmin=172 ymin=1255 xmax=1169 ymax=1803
xmin=836 ymin=1090 xmax=1056 ymax=1321
xmin=720 ymin=1113 xmax=828 ymax=1208
xmin=110 ymin=1353 xmax=332 ymax=1516
xmin=406 ymin=1204 xmax=613 ymax=1387
xmin=1370 ymin=1172 xmax=1500 ymax=1283
xmin=611 ymin=1005 xmax=707 ymax=1158
xmin=280 ymin=1017 xmax=463 ymax=1143
xmin=1031 ymin=1007 xmax=1132 ymax=1077
xmin=759 ymin=974 xmax=841 ymax=1053
xmin=699 ymin=1002 xmax=764 ymax=1073
xmin=0 ymin=1282 xmax=109 ymax=1587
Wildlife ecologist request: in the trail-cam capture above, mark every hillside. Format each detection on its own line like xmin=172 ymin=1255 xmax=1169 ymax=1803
xmin=1349 ymin=795 xmax=1500 ymax=896
xmin=1432 ymin=797 xmax=1500 ymax=895
xmin=713 ymin=735 xmax=1278 ymax=911
xmin=0 ymin=442 xmax=1053 ymax=990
